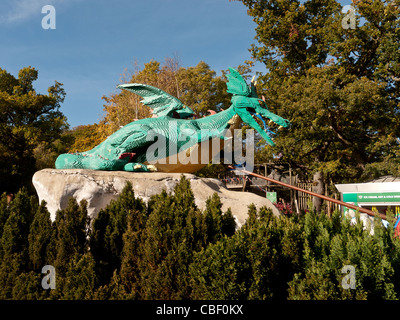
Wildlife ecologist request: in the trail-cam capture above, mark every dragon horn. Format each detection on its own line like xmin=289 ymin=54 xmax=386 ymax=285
xmin=251 ymin=75 xmax=257 ymax=87
xmin=250 ymin=75 xmax=258 ymax=97
xmin=251 ymin=75 xmax=258 ymax=88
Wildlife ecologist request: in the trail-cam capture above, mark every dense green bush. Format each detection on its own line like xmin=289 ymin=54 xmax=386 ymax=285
xmin=0 ymin=176 xmax=399 ymax=300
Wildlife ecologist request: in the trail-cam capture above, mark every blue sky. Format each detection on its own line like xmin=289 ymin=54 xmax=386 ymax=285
xmin=0 ymin=0 xmax=263 ymax=127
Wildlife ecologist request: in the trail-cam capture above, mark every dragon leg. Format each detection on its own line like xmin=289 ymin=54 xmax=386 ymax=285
xmin=114 ymin=131 xmax=159 ymax=172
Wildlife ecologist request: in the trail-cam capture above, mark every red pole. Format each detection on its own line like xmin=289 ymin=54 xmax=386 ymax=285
xmin=228 ymin=166 xmax=386 ymax=220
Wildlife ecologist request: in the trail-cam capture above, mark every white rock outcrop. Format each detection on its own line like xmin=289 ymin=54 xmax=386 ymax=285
xmin=32 ymin=169 xmax=280 ymax=226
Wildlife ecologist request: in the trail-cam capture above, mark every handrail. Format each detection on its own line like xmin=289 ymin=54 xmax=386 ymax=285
xmin=227 ymin=166 xmax=386 ymax=220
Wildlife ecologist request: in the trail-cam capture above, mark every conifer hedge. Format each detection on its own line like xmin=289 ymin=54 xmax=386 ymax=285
xmin=0 ymin=176 xmax=399 ymax=300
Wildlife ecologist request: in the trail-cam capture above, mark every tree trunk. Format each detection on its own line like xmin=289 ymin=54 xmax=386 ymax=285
xmin=312 ymin=171 xmax=325 ymax=213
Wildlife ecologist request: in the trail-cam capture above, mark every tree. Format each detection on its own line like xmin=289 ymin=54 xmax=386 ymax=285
xmin=203 ymin=193 xmax=236 ymax=243
xmin=287 ymin=210 xmax=400 ymax=299
xmin=67 ymin=123 xmax=104 ymax=152
xmin=0 ymin=193 xmax=10 ymax=240
xmin=136 ymin=179 xmax=199 ymax=299
xmin=99 ymin=58 xmax=231 ymax=138
xmin=0 ymin=67 xmax=68 ymax=194
xmin=118 ymin=176 xmax=236 ymax=299
xmin=90 ymin=182 xmax=146 ymax=287
xmin=118 ymin=212 xmax=145 ymax=299
xmin=0 ymin=188 xmax=36 ymax=267
xmin=28 ymin=201 xmax=53 ymax=271
xmin=0 ymin=188 xmax=42 ymax=299
xmin=62 ymin=253 xmax=97 ymax=300
xmin=11 ymin=271 xmax=46 ymax=300
xmin=237 ymin=0 xmax=400 ymax=191
xmin=189 ymin=205 xmax=301 ymax=299
xmin=176 ymin=61 xmax=231 ymax=116
xmin=52 ymin=198 xmax=90 ymax=277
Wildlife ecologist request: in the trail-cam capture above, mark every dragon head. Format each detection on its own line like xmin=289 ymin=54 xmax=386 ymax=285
xmin=226 ymin=68 xmax=290 ymax=146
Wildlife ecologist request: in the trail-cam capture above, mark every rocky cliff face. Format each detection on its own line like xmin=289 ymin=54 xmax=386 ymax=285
xmin=32 ymin=169 xmax=280 ymax=226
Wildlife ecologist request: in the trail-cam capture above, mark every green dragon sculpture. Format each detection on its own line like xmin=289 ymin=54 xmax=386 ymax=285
xmin=55 ymin=68 xmax=290 ymax=173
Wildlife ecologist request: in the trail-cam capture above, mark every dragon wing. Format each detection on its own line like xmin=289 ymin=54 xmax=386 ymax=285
xmin=117 ymin=83 xmax=193 ymax=118
xmin=226 ymin=67 xmax=251 ymax=97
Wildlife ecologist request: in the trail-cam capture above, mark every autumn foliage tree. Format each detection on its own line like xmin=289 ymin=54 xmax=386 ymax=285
xmin=0 ymin=67 xmax=69 ymax=194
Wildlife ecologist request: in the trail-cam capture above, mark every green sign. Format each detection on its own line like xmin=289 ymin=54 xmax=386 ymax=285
xmin=343 ymin=192 xmax=400 ymax=203
xmin=266 ymin=192 xmax=277 ymax=203
xmin=356 ymin=192 xmax=400 ymax=202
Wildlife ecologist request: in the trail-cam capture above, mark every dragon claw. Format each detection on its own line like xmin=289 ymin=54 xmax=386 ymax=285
xmin=146 ymin=165 xmax=157 ymax=172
